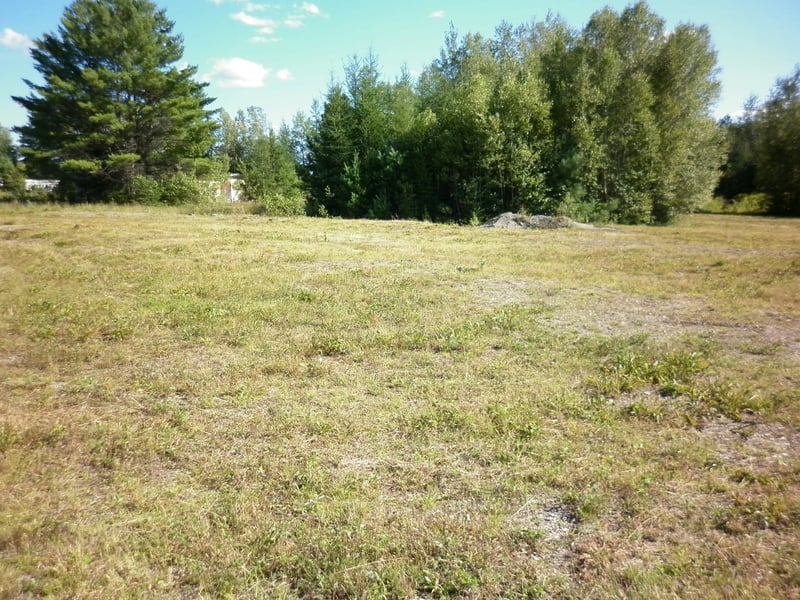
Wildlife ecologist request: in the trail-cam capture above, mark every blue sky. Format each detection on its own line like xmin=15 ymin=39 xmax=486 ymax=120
xmin=2 ymin=0 xmax=799 ymax=135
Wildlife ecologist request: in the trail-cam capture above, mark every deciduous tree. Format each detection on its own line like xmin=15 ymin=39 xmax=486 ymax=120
xmin=755 ymin=66 xmax=800 ymax=215
xmin=215 ymin=107 xmax=304 ymax=214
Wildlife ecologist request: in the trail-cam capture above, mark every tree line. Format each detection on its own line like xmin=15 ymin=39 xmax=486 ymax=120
xmin=294 ymin=4 xmax=725 ymax=224
xmin=715 ymin=67 xmax=800 ymax=216
xmin=1 ymin=0 xmax=799 ymax=221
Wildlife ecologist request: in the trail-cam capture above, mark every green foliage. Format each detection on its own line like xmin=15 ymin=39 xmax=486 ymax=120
xmin=215 ymin=108 xmax=306 ymax=214
xmin=13 ymin=0 xmax=216 ymax=201
xmin=252 ymin=192 xmax=306 ymax=216
xmin=700 ymin=193 xmax=769 ymax=215
xmin=0 ymin=124 xmax=25 ymax=196
xmin=302 ymin=2 xmax=723 ymax=224
xmin=715 ymin=101 xmax=759 ymax=201
xmin=755 ymin=66 xmax=800 ymax=216
xmin=717 ymin=67 xmax=800 ymax=216
xmin=130 ymin=175 xmax=162 ymax=205
xmin=159 ymin=173 xmax=203 ymax=206
xmin=128 ymin=172 xmax=220 ymax=205
xmin=586 ymin=337 xmax=708 ymax=398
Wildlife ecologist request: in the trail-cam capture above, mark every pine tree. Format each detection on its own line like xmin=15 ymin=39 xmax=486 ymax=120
xmin=13 ymin=0 xmax=216 ymax=201
xmin=306 ymin=84 xmax=357 ymax=217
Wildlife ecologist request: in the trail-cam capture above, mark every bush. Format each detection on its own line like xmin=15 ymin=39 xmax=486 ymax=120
xmin=0 ymin=190 xmax=22 ymax=202
xmin=253 ymin=192 xmax=306 ymax=216
xmin=699 ymin=193 xmax=769 ymax=214
xmin=131 ymin=175 xmax=162 ymax=205
xmin=159 ymin=172 xmax=209 ymax=205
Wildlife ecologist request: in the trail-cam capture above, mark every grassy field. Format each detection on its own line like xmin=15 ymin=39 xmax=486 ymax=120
xmin=1 ymin=205 xmax=798 ymax=599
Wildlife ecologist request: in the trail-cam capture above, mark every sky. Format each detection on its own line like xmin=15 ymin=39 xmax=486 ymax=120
xmin=1 ymin=0 xmax=799 ymax=137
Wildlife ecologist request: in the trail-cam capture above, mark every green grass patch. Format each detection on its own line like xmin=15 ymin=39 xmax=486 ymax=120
xmin=1 ymin=207 xmax=798 ymax=598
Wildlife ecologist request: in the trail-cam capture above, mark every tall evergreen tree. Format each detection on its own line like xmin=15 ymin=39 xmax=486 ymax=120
xmin=13 ymin=0 xmax=216 ymax=201
xmin=347 ymin=54 xmax=400 ymax=217
xmin=306 ymin=83 xmax=357 ymax=217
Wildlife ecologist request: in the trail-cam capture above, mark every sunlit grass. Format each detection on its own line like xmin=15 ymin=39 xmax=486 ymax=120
xmin=1 ymin=206 xmax=799 ymax=598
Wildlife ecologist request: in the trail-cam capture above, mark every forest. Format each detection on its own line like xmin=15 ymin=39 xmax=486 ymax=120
xmin=1 ymin=0 xmax=799 ymax=221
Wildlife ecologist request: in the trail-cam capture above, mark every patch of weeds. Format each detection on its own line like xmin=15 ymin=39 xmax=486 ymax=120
xmin=625 ymin=399 xmax=667 ymax=424
xmin=309 ymin=333 xmax=350 ymax=356
xmin=418 ymin=557 xmax=482 ymax=598
xmin=0 ymin=422 xmax=21 ymax=453
xmin=411 ymin=402 xmax=475 ymax=434
xmin=585 ymin=337 xmax=711 ymax=422
xmin=23 ymin=424 xmax=69 ymax=448
xmin=484 ymin=401 xmax=514 ymax=434
xmin=456 ymin=261 xmax=485 ymax=273
xmin=293 ymin=287 xmax=318 ymax=302
xmin=428 ymin=305 xmax=542 ymax=354
xmin=563 ymin=488 xmax=602 ymax=523
xmin=431 ymin=328 xmax=471 ymax=353
xmin=35 ymin=323 xmax=57 ymax=339
xmin=256 ymin=519 xmax=405 ymax=599
xmin=98 ymin=318 xmax=135 ymax=341
xmin=398 ymin=330 xmax=428 ymax=350
xmin=580 ymin=333 xmax=651 ymax=358
xmin=739 ymin=340 xmax=784 ymax=356
xmin=511 ymin=527 xmax=546 ymax=551
xmin=685 ymin=380 xmax=769 ymax=421
xmin=713 ymin=494 xmax=800 ymax=534
xmin=68 ymin=377 xmax=113 ymax=402
xmin=729 ymin=468 xmax=772 ymax=486
xmin=88 ymin=424 xmax=132 ymax=470
xmin=610 ymin=563 xmax=679 ymax=598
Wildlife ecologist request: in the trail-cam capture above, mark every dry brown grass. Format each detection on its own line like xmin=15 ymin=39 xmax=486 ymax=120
xmin=1 ymin=205 xmax=798 ymax=598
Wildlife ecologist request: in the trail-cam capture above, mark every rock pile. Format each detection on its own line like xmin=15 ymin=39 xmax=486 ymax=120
xmin=481 ymin=212 xmax=577 ymax=229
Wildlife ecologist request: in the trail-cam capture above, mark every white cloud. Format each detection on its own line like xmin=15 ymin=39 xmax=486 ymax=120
xmin=429 ymin=10 xmax=446 ymax=18
xmin=0 ymin=27 xmax=33 ymax=50
xmin=205 ymin=57 xmax=269 ymax=88
xmin=210 ymin=0 xmax=273 ymax=6
xmin=276 ymin=69 xmax=293 ymax=81
xmin=222 ymin=2 xmax=319 ymax=36
xmin=250 ymin=36 xmax=281 ymax=44
xmin=232 ymin=11 xmax=276 ymax=28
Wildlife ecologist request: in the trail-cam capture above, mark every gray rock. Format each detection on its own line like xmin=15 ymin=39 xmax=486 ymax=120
xmin=481 ymin=212 xmax=576 ymax=229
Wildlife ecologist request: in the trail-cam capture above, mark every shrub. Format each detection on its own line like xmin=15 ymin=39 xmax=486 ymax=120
xmin=699 ymin=193 xmax=769 ymax=214
xmin=130 ymin=175 xmax=162 ymax=205
xmin=159 ymin=172 xmax=207 ymax=205
xmin=253 ymin=192 xmax=306 ymax=216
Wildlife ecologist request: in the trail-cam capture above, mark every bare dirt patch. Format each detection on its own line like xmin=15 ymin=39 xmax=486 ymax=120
xmin=470 ymin=278 xmax=532 ymax=308
xmin=701 ymin=419 xmax=800 ymax=474
xmin=760 ymin=313 xmax=800 ymax=356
